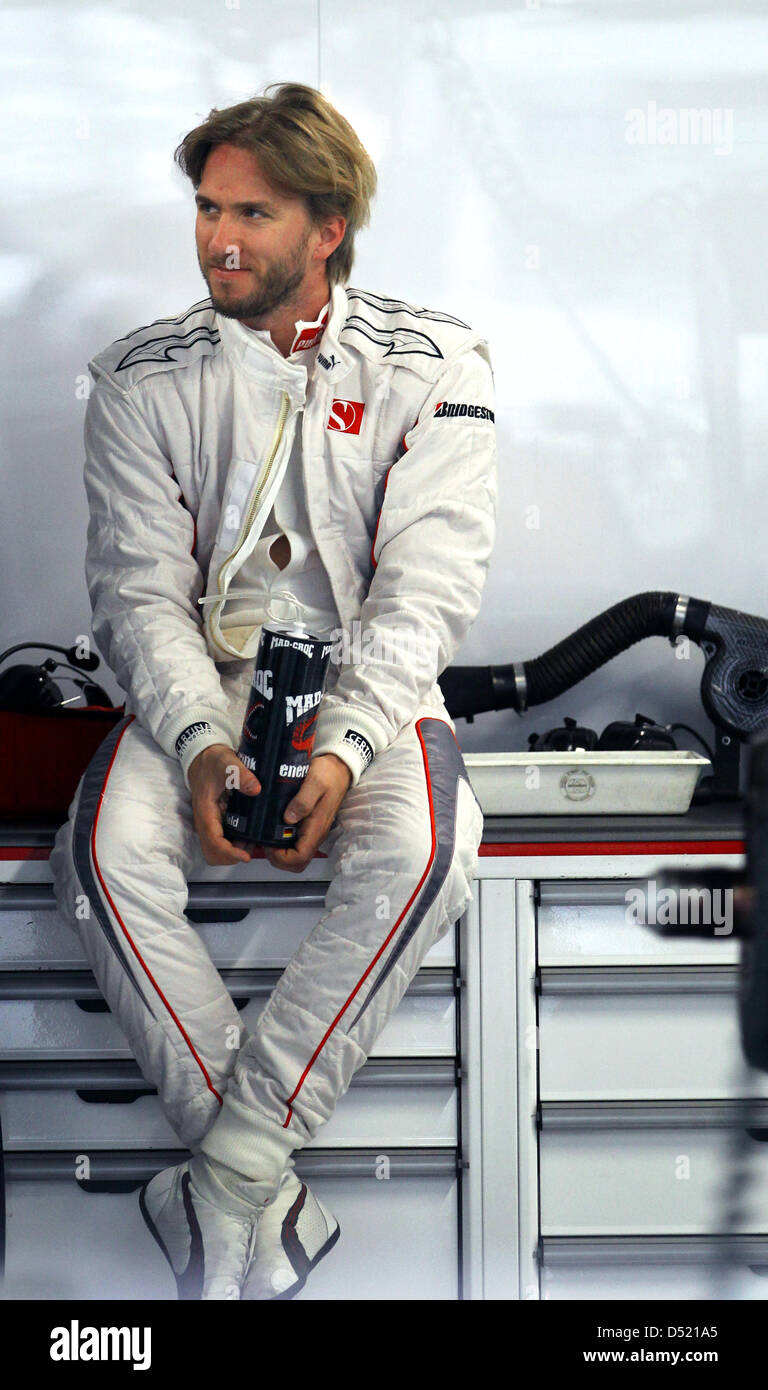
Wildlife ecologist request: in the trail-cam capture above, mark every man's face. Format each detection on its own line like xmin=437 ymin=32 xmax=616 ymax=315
xmin=194 ymin=144 xmax=318 ymax=322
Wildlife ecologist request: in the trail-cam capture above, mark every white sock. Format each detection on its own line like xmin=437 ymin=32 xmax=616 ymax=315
xmin=187 ymin=1151 xmax=276 ymax=1217
xmin=197 ymin=1092 xmax=296 ymax=1195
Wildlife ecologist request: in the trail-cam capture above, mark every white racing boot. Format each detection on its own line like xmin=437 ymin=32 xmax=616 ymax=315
xmin=139 ymin=1159 xmax=261 ymax=1300
xmin=241 ymin=1169 xmax=340 ymax=1300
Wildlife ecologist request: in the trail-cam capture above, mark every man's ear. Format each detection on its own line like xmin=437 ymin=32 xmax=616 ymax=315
xmin=313 ymin=215 xmax=346 ymax=265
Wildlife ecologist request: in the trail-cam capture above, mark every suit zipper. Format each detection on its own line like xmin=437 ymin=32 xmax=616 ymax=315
xmin=209 ymin=391 xmax=292 ymax=654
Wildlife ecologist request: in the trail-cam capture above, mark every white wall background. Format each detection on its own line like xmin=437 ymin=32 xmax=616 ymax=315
xmin=2 ymin=0 xmax=767 ymax=757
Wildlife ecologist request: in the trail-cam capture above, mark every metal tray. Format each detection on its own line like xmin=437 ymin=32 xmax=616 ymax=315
xmin=463 ymin=750 xmax=710 ymax=816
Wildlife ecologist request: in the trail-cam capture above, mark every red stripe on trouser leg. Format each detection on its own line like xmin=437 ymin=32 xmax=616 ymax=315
xmin=280 ymin=722 xmax=437 ymax=1127
xmin=89 ymin=716 xmax=224 ymax=1107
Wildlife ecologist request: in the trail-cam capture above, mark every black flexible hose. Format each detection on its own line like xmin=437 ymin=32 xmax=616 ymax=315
xmin=439 ymin=591 xmax=682 ymax=718
xmin=0 ymin=1111 xmax=5 ymax=1282
xmin=740 ymin=735 xmax=768 ymax=1071
xmin=524 ymin=590 xmax=680 ymax=704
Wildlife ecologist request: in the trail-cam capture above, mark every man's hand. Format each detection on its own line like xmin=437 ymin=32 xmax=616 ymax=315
xmin=188 ymin=743 xmax=261 ymax=865
xmin=265 ymin=753 xmax=352 ymax=874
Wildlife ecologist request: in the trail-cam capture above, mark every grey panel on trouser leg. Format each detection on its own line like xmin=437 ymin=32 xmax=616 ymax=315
xmin=196 ymin=715 xmax=479 ymax=1157
xmin=347 ymin=716 xmax=474 ymax=1030
xmin=71 ymin=715 xmax=157 ymax=1018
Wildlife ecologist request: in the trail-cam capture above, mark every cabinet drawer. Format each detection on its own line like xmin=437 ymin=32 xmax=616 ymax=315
xmin=2 ymin=1159 xmax=459 ymax=1301
xmin=538 ymin=978 xmax=761 ymax=1099
xmin=0 ymin=887 xmax=456 ymax=969
xmin=540 ymin=1104 xmax=768 ymax=1234
xmin=0 ymin=1068 xmax=458 ymax=1150
xmin=537 ymin=881 xmax=739 ymax=967
xmin=302 ymin=1175 xmax=459 ymax=1301
xmin=0 ymin=992 xmax=457 ymax=1059
xmin=540 ymin=1236 xmax=768 ymax=1301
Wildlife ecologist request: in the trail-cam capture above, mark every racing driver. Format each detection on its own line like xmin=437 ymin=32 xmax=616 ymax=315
xmin=50 ymin=82 xmax=497 ymax=1300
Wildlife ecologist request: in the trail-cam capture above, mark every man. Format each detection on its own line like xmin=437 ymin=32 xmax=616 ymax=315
xmin=50 ymin=83 xmax=497 ymax=1300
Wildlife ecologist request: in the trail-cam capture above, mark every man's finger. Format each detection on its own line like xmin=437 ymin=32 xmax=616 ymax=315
xmin=205 ymin=832 xmax=251 ymax=864
xmin=197 ymin=793 xmax=250 ymax=863
xmin=268 ymin=802 xmax=333 ymax=871
xmin=198 ymin=795 xmax=226 ymax=843
xmin=283 ymin=783 xmax=323 ymax=825
xmin=227 ymin=758 xmax=262 ymax=797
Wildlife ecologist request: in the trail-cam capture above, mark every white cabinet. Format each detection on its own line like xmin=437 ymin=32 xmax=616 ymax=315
xmin=457 ymin=812 xmax=748 ymax=1300
xmin=0 ymin=842 xmax=462 ymax=1301
xmin=2 ymin=1168 xmax=460 ymax=1302
xmin=0 ymin=806 xmax=751 ymax=1301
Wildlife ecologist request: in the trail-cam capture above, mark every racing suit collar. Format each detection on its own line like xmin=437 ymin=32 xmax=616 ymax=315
xmin=288 ymin=300 xmax=330 ymax=355
xmin=215 ymin=282 xmax=354 ymax=382
xmin=315 ymin=282 xmax=356 ymax=382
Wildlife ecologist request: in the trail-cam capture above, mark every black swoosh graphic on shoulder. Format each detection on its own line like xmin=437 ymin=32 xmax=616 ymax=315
xmin=346 ymin=288 xmax=470 ymax=330
xmin=114 ymin=323 xmax=220 ymax=372
xmin=341 ymin=315 xmax=444 ymax=360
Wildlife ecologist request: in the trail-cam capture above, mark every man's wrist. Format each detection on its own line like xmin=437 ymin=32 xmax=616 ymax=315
xmin=312 ymin=727 xmax=376 ymax=785
xmin=188 ymin=741 xmax=232 ymax=775
xmin=172 ymin=716 xmax=238 ymax=790
xmin=313 ymin=751 xmax=353 ymax=784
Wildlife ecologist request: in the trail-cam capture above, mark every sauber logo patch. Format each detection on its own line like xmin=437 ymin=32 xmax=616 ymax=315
xmin=434 ymin=401 xmax=495 ymax=421
xmin=327 ymin=399 xmax=365 ymax=434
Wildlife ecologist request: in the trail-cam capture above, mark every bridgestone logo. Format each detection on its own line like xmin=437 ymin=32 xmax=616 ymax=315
xmin=175 ymin=721 xmax=213 ymax=756
xmin=434 ymin=401 xmax=495 ymax=421
xmin=342 ymin=729 xmax=374 ymax=768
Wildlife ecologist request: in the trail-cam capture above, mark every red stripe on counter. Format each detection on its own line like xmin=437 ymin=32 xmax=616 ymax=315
xmin=478 ymin=839 xmax=745 ymax=857
xmin=0 ymin=842 xmax=743 ymax=862
xmin=0 ymin=847 xmax=52 ymax=859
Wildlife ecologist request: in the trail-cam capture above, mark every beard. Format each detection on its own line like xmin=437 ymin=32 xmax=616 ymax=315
xmin=199 ymin=228 xmax=311 ymax=322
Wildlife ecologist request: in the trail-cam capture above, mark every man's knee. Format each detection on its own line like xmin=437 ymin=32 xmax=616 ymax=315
xmin=441 ymin=777 xmax=484 ymax=923
xmin=49 ymin=811 xmax=80 ymax=923
xmin=51 ymin=777 xmax=193 ymax=950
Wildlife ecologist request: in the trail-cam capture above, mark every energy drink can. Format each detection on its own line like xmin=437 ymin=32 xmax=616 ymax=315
xmin=222 ymin=621 xmax=334 ymax=849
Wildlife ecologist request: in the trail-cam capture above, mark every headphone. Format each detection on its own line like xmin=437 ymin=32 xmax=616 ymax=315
xmin=0 ymin=642 xmax=116 ymax=714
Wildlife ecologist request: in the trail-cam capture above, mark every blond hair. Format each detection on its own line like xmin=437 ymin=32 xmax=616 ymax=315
xmin=174 ymin=83 xmax=377 ymax=285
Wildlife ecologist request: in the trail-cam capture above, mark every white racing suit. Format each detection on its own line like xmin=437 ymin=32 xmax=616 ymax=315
xmin=50 ymin=283 xmax=497 ymax=1183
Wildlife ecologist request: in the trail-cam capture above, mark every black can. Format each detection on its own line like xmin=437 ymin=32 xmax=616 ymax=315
xmin=222 ymin=622 xmax=334 ymax=849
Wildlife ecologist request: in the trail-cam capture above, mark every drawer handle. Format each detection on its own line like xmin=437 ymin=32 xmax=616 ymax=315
xmin=20 ymin=968 xmax=453 ymax=1006
xmin=540 ymin=1099 xmax=768 ymax=1130
xmin=539 ymin=965 xmax=738 ymax=996
xmin=3 ymin=1148 xmax=460 ymax=1187
xmin=75 ymin=1089 xmax=155 ymax=1105
xmin=75 ymin=995 xmax=250 ymax=1013
xmin=0 ymin=1057 xmax=454 ymax=1091
xmin=0 ymin=883 xmax=331 ymax=911
xmin=77 ymin=1180 xmax=145 ymax=1195
xmin=185 ymin=908 xmax=249 ymax=924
